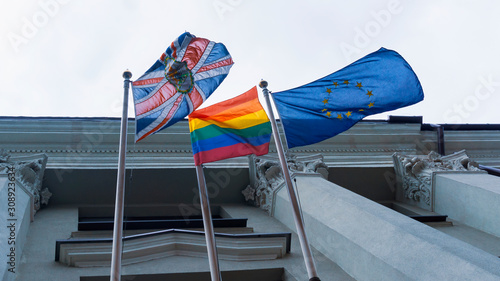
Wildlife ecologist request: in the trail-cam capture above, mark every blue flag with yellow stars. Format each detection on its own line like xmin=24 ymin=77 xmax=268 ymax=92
xmin=272 ymin=48 xmax=424 ymax=148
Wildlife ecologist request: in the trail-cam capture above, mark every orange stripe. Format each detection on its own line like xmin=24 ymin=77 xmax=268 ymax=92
xmin=182 ymin=38 xmax=210 ymax=70
xmin=193 ymin=99 xmax=262 ymax=123
xmin=189 ymin=87 xmax=260 ymax=121
xmin=132 ymin=77 xmax=163 ymax=86
xmin=196 ymin=58 xmax=234 ymax=73
xmin=135 ymin=82 xmax=176 ymax=116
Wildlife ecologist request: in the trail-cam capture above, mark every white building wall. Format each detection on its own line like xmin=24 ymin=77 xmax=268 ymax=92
xmin=435 ymin=173 xmax=500 ymax=237
xmin=0 ymin=175 xmax=32 ymax=281
xmin=274 ymin=174 xmax=500 ymax=281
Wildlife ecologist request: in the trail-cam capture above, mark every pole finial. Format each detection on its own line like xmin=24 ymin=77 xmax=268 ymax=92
xmin=123 ymin=69 xmax=132 ymax=79
xmin=259 ymin=79 xmax=268 ymax=89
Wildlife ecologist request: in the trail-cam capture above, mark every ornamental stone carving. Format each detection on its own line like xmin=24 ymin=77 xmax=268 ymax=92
xmin=243 ymin=153 xmax=328 ymax=216
xmin=0 ymin=149 xmax=50 ymax=214
xmin=392 ymin=150 xmax=482 ymax=211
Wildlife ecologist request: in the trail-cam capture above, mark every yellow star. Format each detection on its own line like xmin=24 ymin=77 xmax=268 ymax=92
xmin=368 ymin=102 xmax=374 ymax=107
xmin=326 ymin=111 xmax=332 ymax=117
xmin=356 ymin=82 xmax=362 ymax=88
xmin=359 ymin=109 xmax=365 ymax=111
xmin=333 ymin=82 xmax=338 ymax=87
xmin=366 ymin=90 xmax=373 ymax=97
xmin=346 ymin=111 xmax=352 ymax=117
xmin=322 ymin=98 xmax=329 ymax=104
xmin=326 ymin=88 xmax=332 ymax=94
xmin=337 ymin=114 xmax=343 ymax=120
xmin=321 ymin=108 xmax=327 ymax=112
xmin=343 ymin=80 xmax=349 ymax=85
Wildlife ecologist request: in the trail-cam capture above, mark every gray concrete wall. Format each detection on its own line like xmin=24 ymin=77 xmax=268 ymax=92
xmin=16 ymin=205 xmax=354 ymax=281
xmin=328 ymin=167 xmax=396 ymax=202
xmin=434 ymin=173 xmax=500 ymax=237
xmin=0 ymin=175 xmax=32 ymax=281
xmin=274 ymin=174 xmax=500 ymax=281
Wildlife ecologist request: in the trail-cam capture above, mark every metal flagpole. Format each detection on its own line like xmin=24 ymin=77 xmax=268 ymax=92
xmin=110 ymin=70 xmax=132 ymax=281
xmin=259 ymin=80 xmax=321 ymax=281
xmin=195 ymin=164 xmax=223 ymax=281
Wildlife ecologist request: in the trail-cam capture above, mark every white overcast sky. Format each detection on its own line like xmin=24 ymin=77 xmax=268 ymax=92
xmin=1 ymin=0 xmax=499 ymax=124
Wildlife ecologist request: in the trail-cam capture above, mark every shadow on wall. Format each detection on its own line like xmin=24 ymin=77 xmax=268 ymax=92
xmin=327 ymin=167 xmax=396 ymax=202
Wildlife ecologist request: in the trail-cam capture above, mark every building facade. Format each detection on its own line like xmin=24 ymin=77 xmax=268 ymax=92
xmin=1 ymin=116 xmax=500 ymax=281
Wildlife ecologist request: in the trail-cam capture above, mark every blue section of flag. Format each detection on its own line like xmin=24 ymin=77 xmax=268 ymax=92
xmin=132 ymin=86 xmax=156 ymax=102
xmin=272 ymin=48 xmax=424 ymax=148
xmin=136 ymin=108 xmax=161 ymax=131
xmin=196 ymin=74 xmax=229 ymax=97
xmin=204 ymin=44 xmax=230 ymax=64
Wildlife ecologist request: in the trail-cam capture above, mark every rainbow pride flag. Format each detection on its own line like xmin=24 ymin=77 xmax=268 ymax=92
xmin=189 ymin=86 xmax=272 ymax=165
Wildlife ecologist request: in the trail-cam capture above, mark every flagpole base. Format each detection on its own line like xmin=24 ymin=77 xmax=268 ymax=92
xmin=309 ymin=277 xmax=321 ymax=281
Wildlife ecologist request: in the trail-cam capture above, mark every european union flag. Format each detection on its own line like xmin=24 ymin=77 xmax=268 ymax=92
xmin=272 ymin=48 xmax=424 ymax=148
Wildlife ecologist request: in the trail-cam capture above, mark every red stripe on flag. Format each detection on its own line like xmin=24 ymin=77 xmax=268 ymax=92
xmin=182 ymin=38 xmax=210 ymax=70
xmin=193 ymin=142 xmax=269 ymax=166
xmin=132 ymin=77 xmax=164 ymax=87
xmin=170 ymin=41 xmax=177 ymax=59
xmin=136 ymin=94 xmax=184 ymax=142
xmin=135 ymin=82 xmax=176 ymax=116
xmin=188 ymin=88 xmax=203 ymax=109
xmin=160 ymin=53 xmax=166 ymax=61
xmin=196 ymin=58 xmax=234 ymax=74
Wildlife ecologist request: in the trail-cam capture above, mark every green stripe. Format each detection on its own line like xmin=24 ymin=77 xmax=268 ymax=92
xmin=190 ymin=122 xmax=271 ymax=143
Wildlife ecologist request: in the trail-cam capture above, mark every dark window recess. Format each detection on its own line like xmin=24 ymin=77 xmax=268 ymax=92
xmin=80 ymin=267 xmax=285 ymax=281
xmin=409 ymin=215 xmax=448 ymax=223
xmin=78 ymin=216 xmax=248 ymax=231
xmin=380 ymin=203 xmax=448 ymax=224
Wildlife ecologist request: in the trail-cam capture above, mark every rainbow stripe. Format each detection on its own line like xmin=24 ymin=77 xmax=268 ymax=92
xmin=189 ymin=86 xmax=272 ymax=165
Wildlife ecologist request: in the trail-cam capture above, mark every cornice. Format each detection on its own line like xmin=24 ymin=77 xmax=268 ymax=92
xmin=1 ymin=118 xmax=499 ymax=168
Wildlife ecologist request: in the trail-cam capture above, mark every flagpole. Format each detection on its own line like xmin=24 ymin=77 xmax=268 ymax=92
xmin=259 ymin=80 xmax=321 ymax=281
xmin=110 ymin=70 xmax=132 ymax=281
xmin=195 ymin=164 xmax=222 ymax=281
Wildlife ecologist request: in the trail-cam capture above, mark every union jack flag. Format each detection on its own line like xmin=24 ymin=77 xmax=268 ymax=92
xmin=132 ymin=32 xmax=234 ymax=142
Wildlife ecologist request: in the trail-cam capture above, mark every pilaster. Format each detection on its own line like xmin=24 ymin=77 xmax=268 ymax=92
xmin=0 ymin=150 xmax=50 ymax=216
xmin=243 ymin=154 xmax=328 ymax=216
xmin=392 ymin=150 xmax=485 ymax=211
xmin=0 ymin=151 xmax=49 ymax=280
